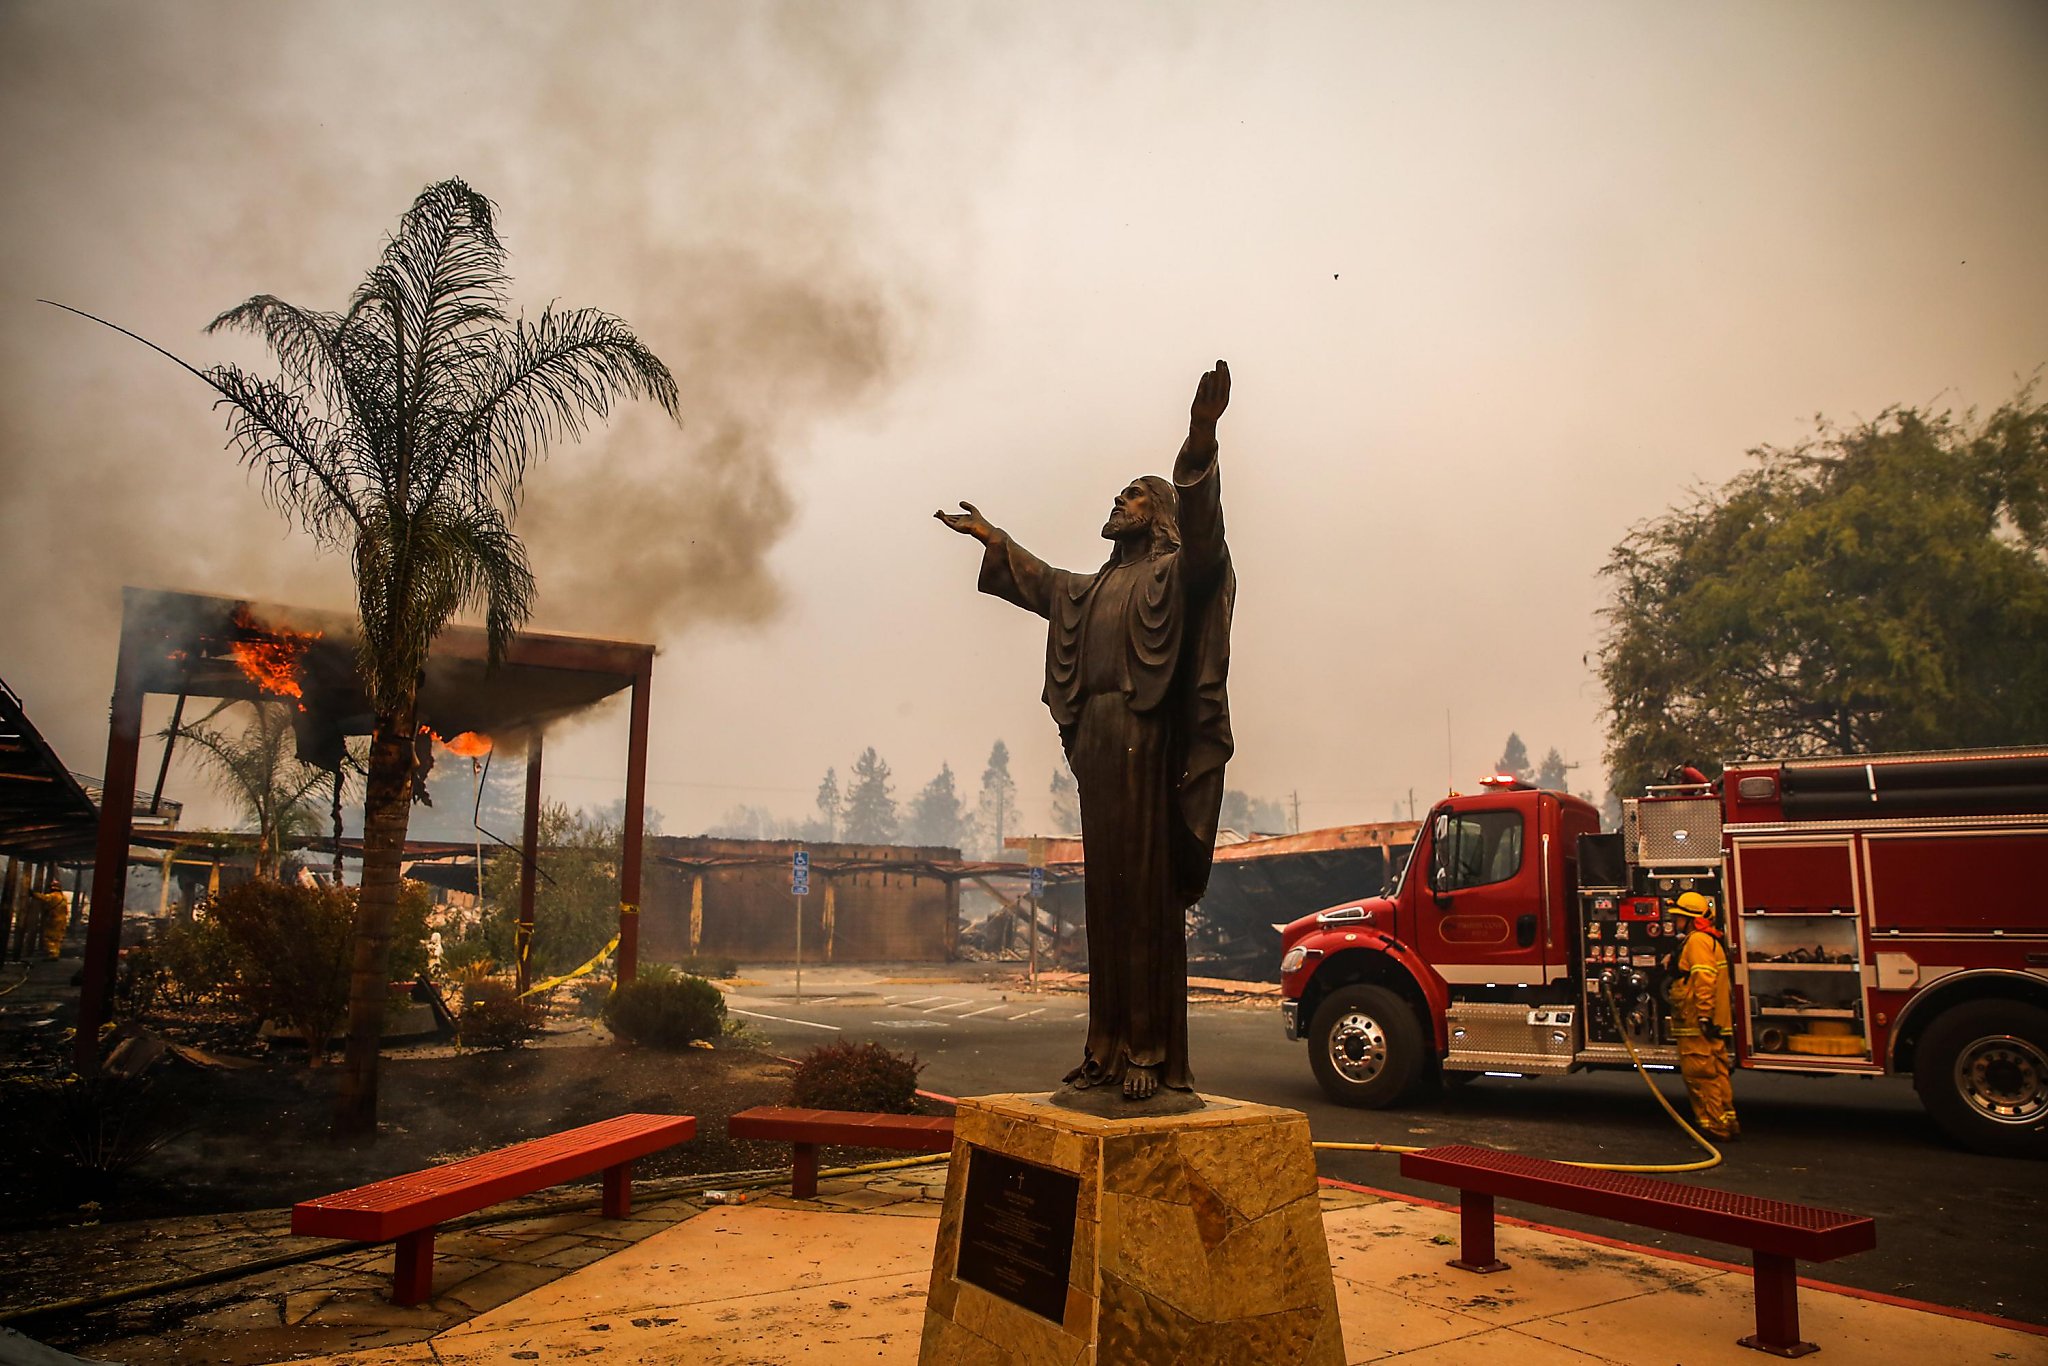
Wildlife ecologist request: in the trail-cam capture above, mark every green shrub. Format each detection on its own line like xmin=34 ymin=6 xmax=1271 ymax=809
xmin=604 ymin=970 xmax=726 ymax=1049
xmin=458 ymin=979 xmax=540 ymax=1050
xmin=789 ymin=1041 xmax=924 ymax=1113
xmin=189 ymin=879 xmax=435 ymax=1062
xmin=156 ymin=914 xmax=237 ymax=1005
xmin=572 ymin=975 xmax=615 ymax=1017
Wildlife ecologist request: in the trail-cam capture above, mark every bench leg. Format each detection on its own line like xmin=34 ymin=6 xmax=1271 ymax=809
xmin=793 ymin=1142 xmax=818 ymax=1199
xmin=392 ymin=1228 xmax=435 ymax=1306
xmin=603 ymin=1160 xmax=633 ymax=1218
xmin=1448 ymin=1191 xmax=1509 ymax=1274
xmin=1739 ymin=1251 xmax=1818 ymax=1357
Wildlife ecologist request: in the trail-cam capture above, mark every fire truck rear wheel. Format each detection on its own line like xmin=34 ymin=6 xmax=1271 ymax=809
xmin=1308 ymin=984 xmax=1424 ymax=1107
xmin=1912 ymin=999 xmax=2048 ymax=1159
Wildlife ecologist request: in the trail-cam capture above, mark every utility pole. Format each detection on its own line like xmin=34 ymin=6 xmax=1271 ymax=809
xmin=1407 ymin=788 xmax=1415 ymax=822
xmin=1290 ymin=790 xmax=1301 ymax=835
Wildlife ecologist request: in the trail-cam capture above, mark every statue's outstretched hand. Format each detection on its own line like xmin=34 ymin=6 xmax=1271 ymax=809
xmin=1190 ymin=359 xmax=1230 ymax=432
xmin=935 ymin=501 xmax=996 ymax=544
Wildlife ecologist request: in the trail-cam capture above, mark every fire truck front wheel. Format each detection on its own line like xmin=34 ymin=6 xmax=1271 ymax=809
xmin=1913 ymin=999 xmax=2048 ymax=1158
xmin=1308 ymin=984 xmax=1424 ymax=1107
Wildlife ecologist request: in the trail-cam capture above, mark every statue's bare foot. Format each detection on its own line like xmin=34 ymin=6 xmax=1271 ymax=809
xmin=1123 ymin=1066 xmax=1158 ymax=1101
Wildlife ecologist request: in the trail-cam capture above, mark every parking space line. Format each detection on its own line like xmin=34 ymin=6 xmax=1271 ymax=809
xmin=922 ymin=999 xmax=973 ymax=1013
xmin=1009 ymin=1007 xmax=1046 ymax=1020
xmin=899 ymin=995 xmax=945 ymax=1006
xmin=728 ymin=1007 xmax=841 ymax=1031
xmin=958 ymin=1004 xmax=1005 ymax=1018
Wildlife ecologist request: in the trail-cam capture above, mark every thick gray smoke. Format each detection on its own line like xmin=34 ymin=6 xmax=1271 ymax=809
xmin=0 ymin=0 xmax=937 ymax=759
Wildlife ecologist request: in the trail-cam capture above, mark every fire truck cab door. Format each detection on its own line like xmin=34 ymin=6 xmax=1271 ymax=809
xmin=1416 ymin=801 xmax=1549 ymax=979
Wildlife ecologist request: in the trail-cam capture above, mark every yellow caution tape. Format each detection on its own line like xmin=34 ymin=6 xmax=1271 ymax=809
xmin=517 ymin=934 xmax=621 ymax=998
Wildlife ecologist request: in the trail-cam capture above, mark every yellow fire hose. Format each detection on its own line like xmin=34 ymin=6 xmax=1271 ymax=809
xmin=1310 ymin=993 xmax=1722 ymax=1173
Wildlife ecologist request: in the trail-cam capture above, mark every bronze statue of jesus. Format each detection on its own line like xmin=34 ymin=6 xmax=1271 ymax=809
xmin=938 ymin=361 xmax=1235 ymax=1101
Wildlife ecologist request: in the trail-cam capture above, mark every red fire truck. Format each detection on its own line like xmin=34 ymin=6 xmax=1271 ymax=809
xmin=1276 ymin=746 xmax=2048 ymax=1156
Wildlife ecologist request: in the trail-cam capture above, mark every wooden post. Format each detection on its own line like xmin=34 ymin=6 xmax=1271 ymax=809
xmin=77 ymin=616 xmax=146 ymax=1073
xmin=516 ymin=732 xmax=543 ymax=995
xmin=617 ymin=656 xmax=652 ymax=983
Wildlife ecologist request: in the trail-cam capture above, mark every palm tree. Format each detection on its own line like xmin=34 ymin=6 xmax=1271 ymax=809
xmin=170 ymin=699 xmax=333 ymax=879
xmin=53 ymin=179 xmax=677 ymax=1136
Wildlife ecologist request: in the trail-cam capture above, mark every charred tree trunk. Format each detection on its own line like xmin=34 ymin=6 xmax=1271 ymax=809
xmin=332 ymin=701 xmax=416 ymax=1139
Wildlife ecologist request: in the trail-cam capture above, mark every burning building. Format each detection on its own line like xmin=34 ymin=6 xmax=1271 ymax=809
xmin=75 ymin=586 xmax=658 ymax=1071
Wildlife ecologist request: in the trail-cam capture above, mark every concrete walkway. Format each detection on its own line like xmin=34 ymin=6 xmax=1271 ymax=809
xmin=264 ymin=1169 xmax=2046 ymax=1366
xmin=19 ymin=1160 xmax=2045 ymax=1365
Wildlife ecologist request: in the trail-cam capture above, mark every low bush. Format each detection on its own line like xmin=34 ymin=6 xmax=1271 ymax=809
xmin=171 ymin=879 xmax=435 ymax=1061
xmin=458 ymin=979 xmax=540 ymax=1050
xmin=155 ymin=914 xmax=237 ymax=1005
xmin=788 ymin=1040 xmax=924 ymax=1113
xmin=572 ymin=975 xmax=615 ymax=1017
xmin=604 ymin=968 xmax=726 ymax=1049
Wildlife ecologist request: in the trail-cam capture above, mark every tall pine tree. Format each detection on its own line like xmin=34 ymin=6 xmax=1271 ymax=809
xmin=814 ymin=767 xmax=842 ymax=841
xmin=907 ymin=763 xmax=970 ymax=851
xmin=977 ymin=740 xmax=1017 ymax=859
xmin=843 ymin=748 xmax=898 ymax=844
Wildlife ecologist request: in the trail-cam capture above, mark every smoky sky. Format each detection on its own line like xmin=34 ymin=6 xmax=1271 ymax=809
xmin=2 ymin=2 xmax=2044 ymax=837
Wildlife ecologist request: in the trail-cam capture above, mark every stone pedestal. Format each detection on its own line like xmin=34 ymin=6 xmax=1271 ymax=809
xmin=918 ymin=1092 xmax=1343 ymax=1365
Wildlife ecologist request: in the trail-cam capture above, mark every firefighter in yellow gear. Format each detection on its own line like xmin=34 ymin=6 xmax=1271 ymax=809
xmin=1671 ymin=890 xmax=1739 ymax=1140
xmin=35 ymin=877 xmax=70 ymax=960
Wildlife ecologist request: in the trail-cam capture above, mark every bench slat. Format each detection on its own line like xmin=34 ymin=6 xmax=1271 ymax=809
xmin=293 ymin=1113 xmax=695 ymax=1241
xmin=727 ymin=1105 xmax=954 ymax=1152
xmin=1401 ymin=1145 xmax=1875 ymax=1262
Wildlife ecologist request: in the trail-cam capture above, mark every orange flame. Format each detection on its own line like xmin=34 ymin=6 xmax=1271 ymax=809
xmin=443 ymin=731 xmax=494 ymax=757
xmin=422 ymin=726 xmax=494 ymax=757
xmin=229 ymin=607 xmax=320 ymax=700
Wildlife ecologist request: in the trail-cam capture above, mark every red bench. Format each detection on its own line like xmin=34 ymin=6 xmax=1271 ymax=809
xmin=293 ymin=1112 xmax=695 ymax=1304
xmin=726 ymin=1105 xmax=953 ymax=1198
xmin=1401 ymin=1144 xmax=1876 ymax=1358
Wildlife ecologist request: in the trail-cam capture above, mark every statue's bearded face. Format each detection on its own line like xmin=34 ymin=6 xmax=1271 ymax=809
xmin=1102 ymin=480 xmax=1154 ymax=539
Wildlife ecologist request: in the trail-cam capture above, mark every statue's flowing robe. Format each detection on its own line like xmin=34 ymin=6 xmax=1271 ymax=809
xmin=975 ymin=437 xmax=1234 ymax=1090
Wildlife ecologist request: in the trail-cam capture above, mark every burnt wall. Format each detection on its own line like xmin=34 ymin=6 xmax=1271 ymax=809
xmin=639 ymin=837 xmax=958 ymax=964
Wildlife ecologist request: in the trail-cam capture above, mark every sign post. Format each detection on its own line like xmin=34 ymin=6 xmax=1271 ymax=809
xmin=791 ymin=848 xmax=810 ymax=1001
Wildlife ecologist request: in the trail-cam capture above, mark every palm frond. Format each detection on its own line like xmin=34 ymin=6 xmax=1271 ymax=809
xmin=441 ymin=306 xmax=680 ymax=512
xmin=201 ymin=364 xmax=365 ymax=542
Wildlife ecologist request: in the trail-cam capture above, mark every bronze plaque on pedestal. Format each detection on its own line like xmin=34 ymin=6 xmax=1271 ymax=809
xmin=955 ymin=1146 xmax=1079 ymax=1322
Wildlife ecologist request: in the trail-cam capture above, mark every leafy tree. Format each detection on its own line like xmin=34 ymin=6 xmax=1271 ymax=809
xmin=170 ymin=700 xmax=335 ymax=878
xmin=906 ymin=763 xmax=970 ymax=850
xmin=63 ymin=180 xmax=679 ymax=1134
xmin=976 ymin=740 xmax=1017 ymax=859
xmin=1494 ymin=733 xmax=1534 ymax=784
xmin=1599 ymin=387 xmax=2048 ymax=797
xmin=206 ymin=879 xmax=432 ymax=1065
xmin=1048 ymin=756 xmax=1079 ymax=834
xmin=814 ymin=767 xmax=841 ymax=841
xmin=843 ymin=747 xmax=898 ymax=844
xmin=1536 ymin=747 xmax=1573 ymax=792
xmin=474 ymin=801 xmax=627 ymax=977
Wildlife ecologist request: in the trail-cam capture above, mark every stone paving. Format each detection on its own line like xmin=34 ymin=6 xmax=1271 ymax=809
xmin=9 ymin=1162 xmax=955 ymax=1366
xmin=11 ymin=1156 xmax=2047 ymax=1365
